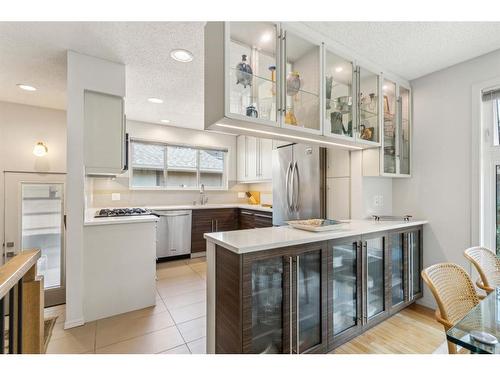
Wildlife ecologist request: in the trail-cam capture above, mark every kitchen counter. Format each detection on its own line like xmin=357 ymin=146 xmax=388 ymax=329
xmin=84 ymin=212 xmax=159 ymax=226
xmin=84 ymin=203 xmax=272 ymax=226
xmin=148 ymin=203 xmax=272 ymax=213
xmin=204 ymin=219 xmax=427 ymax=254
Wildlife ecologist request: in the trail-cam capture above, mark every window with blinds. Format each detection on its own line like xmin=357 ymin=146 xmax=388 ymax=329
xmin=130 ymin=140 xmax=228 ymax=189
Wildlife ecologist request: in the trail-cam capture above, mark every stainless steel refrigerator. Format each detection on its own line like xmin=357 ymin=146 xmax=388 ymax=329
xmin=272 ymin=143 xmax=326 ymax=226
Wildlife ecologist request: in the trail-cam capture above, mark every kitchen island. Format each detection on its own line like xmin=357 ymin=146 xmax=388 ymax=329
xmin=204 ymin=219 xmax=427 ymax=354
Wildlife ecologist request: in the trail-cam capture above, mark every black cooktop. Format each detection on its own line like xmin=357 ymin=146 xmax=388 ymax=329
xmin=95 ymin=207 xmax=152 ymax=218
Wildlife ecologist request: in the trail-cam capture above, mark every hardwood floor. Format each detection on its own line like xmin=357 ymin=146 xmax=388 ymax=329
xmin=333 ymin=304 xmax=446 ymax=354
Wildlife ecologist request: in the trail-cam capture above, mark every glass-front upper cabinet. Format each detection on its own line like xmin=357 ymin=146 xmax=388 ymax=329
xmin=324 ymin=50 xmax=354 ymax=139
xmin=383 ymin=79 xmax=397 ymax=173
xmin=399 ymin=85 xmax=411 ymax=175
xmin=356 ymin=66 xmax=380 ymax=144
xmin=282 ymin=29 xmax=321 ymax=133
xmin=228 ymin=22 xmax=280 ymax=126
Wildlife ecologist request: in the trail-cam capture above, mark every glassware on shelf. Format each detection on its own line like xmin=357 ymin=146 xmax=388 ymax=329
xmin=236 ymin=54 xmax=253 ymax=88
xmin=285 ymin=107 xmax=297 ymax=126
xmin=286 ymin=71 xmax=301 ymax=96
xmin=269 ymin=65 xmax=276 ymax=96
xmin=246 ymin=104 xmax=258 ymax=118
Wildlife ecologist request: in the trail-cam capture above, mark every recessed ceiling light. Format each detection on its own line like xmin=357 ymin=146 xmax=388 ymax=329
xmin=261 ymin=33 xmax=272 ymax=43
xmin=148 ymin=97 xmax=163 ymax=104
xmin=335 ymin=67 xmax=343 ymax=73
xmin=17 ymin=84 xmax=37 ymax=91
xmin=383 ymin=85 xmax=388 ymax=90
xmin=160 ymin=119 xmax=170 ymax=124
xmin=170 ymin=49 xmax=193 ymax=63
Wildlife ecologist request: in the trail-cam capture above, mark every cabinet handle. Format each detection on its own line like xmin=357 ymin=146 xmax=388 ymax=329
xmin=296 ymin=255 xmax=300 ymax=355
xmin=254 ymin=213 xmax=271 ymax=219
xmin=245 ymin=137 xmax=248 ymax=178
xmin=215 ymin=219 xmax=218 ymax=232
xmin=363 ymin=241 xmax=368 ymax=322
xmin=289 ymin=256 xmax=293 ymax=354
xmin=240 ymin=211 xmax=254 ymax=216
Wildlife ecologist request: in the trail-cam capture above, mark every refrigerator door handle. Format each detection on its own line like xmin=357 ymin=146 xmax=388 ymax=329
xmin=292 ymin=161 xmax=300 ymax=212
xmin=285 ymin=161 xmax=293 ymax=212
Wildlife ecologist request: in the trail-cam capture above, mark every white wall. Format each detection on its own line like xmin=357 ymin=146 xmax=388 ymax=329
xmin=87 ymin=120 xmax=271 ymax=208
xmin=393 ymin=49 xmax=500 ymax=308
xmin=0 ymin=101 xmax=66 ymax=256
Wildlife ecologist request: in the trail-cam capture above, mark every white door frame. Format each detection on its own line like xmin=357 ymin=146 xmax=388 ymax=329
xmin=472 ymin=76 xmax=500 ymax=254
xmin=3 ymin=171 xmax=67 ymax=306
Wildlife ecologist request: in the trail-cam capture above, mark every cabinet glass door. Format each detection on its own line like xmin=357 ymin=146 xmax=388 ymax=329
xmin=331 ymin=240 xmax=359 ymax=336
xmin=325 ymin=50 xmax=354 ymax=138
xmin=357 ymin=67 xmax=380 ymax=143
xmin=389 ymin=233 xmax=404 ymax=307
xmin=408 ymin=231 xmax=421 ymax=299
xmin=297 ymin=250 xmax=321 ymax=353
xmin=283 ymin=30 xmax=321 ymax=132
xmin=228 ymin=22 xmax=279 ymax=125
xmin=383 ymin=79 xmax=397 ymax=173
xmin=365 ymin=237 xmax=385 ymax=319
xmin=399 ymin=86 xmax=411 ymax=175
xmin=251 ymin=256 xmax=284 ymax=354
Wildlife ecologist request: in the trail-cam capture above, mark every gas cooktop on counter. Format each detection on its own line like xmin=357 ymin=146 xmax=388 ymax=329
xmin=94 ymin=208 xmax=153 ymax=218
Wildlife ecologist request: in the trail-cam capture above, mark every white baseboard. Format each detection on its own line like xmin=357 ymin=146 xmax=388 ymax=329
xmin=63 ymin=318 xmax=85 ymax=329
xmin=191 ymin=251 xmax=206 ymax=258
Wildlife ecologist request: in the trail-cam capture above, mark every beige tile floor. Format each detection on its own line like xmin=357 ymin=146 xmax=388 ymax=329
xmin=45 ymin=257 xmax=207 ymax=354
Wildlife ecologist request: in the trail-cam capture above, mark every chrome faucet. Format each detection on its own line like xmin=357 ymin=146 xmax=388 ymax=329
xmin=199 ymin=184 xmax=208 ymax=205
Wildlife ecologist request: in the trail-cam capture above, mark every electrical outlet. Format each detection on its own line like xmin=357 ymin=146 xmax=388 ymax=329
xmin=237 ymin=192 xmax=246 ymax=199
xmin=111 ymin=193 xmax=121 ymax=201
xmin=373 ymin=195 xmax=383 ymax=207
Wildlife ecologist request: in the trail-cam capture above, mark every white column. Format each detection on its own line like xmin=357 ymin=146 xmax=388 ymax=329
xmin=65 ymin=51 xmax=125 ymax=328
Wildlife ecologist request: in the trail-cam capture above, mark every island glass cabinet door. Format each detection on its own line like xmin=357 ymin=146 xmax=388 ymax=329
xmin=388 ymin=231 xmax=406 ymax=311
xmin=328 ymin=236 xmax=362 ymax=347
xmin=362 ymin=233 xmax=388 ymax=326
xmin=406 ymin=229 xmax=422 ymax=301
xmin=293 ymin=248 xmax=325 ymax=353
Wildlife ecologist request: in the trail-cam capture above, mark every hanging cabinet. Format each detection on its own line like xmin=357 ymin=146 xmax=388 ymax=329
xmin=205 ymin=22 xmax=388 ymax=150
xmin=362 ymin=77 xmax=412 ymax=177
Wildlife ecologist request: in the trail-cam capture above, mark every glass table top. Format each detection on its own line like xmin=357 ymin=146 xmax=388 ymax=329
xmin=446 ymin=289 xmax=500 ymax=354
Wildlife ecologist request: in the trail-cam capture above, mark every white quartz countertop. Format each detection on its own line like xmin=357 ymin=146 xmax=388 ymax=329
xmin=84 ymin=213 xmax=159 ymax=226
xmin=148 ymin=203 xmax=272 ymax=213
xmin=204 ymin=219 xmax=428 ymax=254
xmin=84 ymin=204 xmax=271 ymax=226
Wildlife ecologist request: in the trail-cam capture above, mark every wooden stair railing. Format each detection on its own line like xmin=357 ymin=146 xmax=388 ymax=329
xmin=0 ymin=249 xmax=43 ymax=354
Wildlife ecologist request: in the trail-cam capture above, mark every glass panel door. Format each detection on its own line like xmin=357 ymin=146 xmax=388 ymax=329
xmin=297 ymin=250 xmax=321 ymax=353
xmin=383 ymin=79 xmax=397 ymax=173
xmin=331 ymin=240 xmax=359 ymax=336
xmin=399 ymin=86 xmax=411 ymax=175
xmin=283 ymin=30 xmax=321 ymax=132
xmin=325 ymin=50 xmax=354 ymax=138
xmin=366 ymin=237 xmax=385 ymax=319
xmin=357 ymin=67 xmax=380 ymax=143
xmin=389 ymin=233 xmax=404 ymax=307
xmin=408 ymin=231 xmax=421 ymax=298
xmin=251 ymin=257 xmax=283 ymax=353
xmin=21 ymin=184 xmax=64 ymax=291
xmin=228 ymin=22 xmax=279 ymax=125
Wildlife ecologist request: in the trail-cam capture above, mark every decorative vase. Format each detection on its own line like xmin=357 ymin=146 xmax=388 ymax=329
xmin=246 ymin=104 xmax=258 ymax=118
xmin=286 ymin=71 xmax=301 ymax=96
xmin=269 ymin=65 xmax=276 ymax=96
xmin=285 ymin=108 xmax=297 ymax=125
xmin=236 ymin=54 xmax=253 ymax=88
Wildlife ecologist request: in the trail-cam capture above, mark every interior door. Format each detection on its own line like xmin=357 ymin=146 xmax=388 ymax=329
xmin=4 ymin=172 xmax=66 ymax=307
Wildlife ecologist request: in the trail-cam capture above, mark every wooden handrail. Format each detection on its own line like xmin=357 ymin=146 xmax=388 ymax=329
xmin=0 ymin=250 xmax=40 ymax=299
xmin=0 ymin=249 xmax=43 ymax=354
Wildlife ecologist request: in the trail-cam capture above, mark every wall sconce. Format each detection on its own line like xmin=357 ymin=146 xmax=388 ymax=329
xmin=33 ymin=141 xmax=48 ymax=157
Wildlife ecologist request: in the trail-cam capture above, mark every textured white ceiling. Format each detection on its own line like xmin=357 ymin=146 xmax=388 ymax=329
xmin=0 ymin=22 xmax=205 ymax=129
xmin=305 ymin=22 xmax=500 ymax=80
xmin=2 ymin=22 xmax=500 ymax=130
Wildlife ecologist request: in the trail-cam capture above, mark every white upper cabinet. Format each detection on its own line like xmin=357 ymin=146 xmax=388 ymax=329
xmin=237 ymin=135 xmax=272 ymax=183
xmin=84 ymin=90 xmax=126 ymax=175
xmin=204 ymin=22 xmax=400 ymax=152
xmin=362 ymin=78 xmax=412 ymax=177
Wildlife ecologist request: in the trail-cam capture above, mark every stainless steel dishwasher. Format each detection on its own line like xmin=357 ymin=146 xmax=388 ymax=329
xmin=155 ymin=210 xmax=192 ymax=259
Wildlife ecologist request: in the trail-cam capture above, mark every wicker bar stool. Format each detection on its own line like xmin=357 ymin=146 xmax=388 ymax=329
xmin=464 ymin=246 xmax=500 ymax=294
xmin=421 ymin=263 xmax=481 ymax=354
